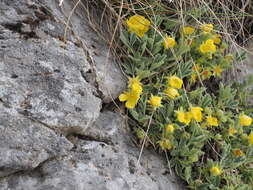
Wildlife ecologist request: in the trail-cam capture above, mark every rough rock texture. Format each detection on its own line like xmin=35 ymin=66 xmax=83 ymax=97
xmin=0 ymin=0 xmax=184 ymax=189
xmin=0 ymin=104 xmax=73 ymax=178
xmin=0 ymin=112 xmax=184 ymax=190
xmin=225 ymin=41 xmax=253 ymax=84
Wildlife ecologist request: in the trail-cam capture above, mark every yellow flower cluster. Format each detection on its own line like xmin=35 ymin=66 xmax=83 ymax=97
xmin=158 ymin=138 xmax=172 ymax=150
xmin=199 ymin=39 xmax=216 ymax=54
xmin=176 ymin=110 xmax=192 ymax=125
xmin=176 ymin=106 xmax=203 ymax=125
xmin=175 ymin=107 xmax=221 ymax=127
xmin=210 ymin=166 xmax=222 ymax=176
xmin=119 ymin=76 xmax=143 ymax=109
xmin=212 ymin=34 xmax=221 ymax=44
xmin=233 ymin=149 xmax=244 ymax=157
xmin=191 ymin=107 xmax=203 ymax=122
xmin=168 ymin=76 xmax=183 ymax=88
xmin=190 ymin=63 xmax=224 ymax=84
xmin=228 ymin=127 xmax=237 ymax=136
xmin=148 ymin=95 xmax=162 ymax=109
xmin=212 ymin=65 xmax=223 ymax=77
xmin=163 ymin=36 xmax=176 ymax=49
xmin=200 ymin=24 xmax=213 ymax=33
xmin=206 ymin=116 xmax=219 ymax=126
xmin=248 ymin=132 xmax=253 ymax=145
xmin=164 ymin=76 xmax=183 ymax=100
xmin=182 ymin=26 xmax=195 ymax=35
xmin=239 ymin=114 xmax=252 ymax=126
xmin=126 ymin=15 xmax=151 ymax=37
xmin=164 ymin=87 xmax=179 ymax=99
xmin=166 ymin=124 xmax=175 ymax=134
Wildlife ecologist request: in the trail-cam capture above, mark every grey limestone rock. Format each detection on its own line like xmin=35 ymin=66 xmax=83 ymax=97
xmin=0 ymin=104 xmax=73 ymax=177
xmin=0 ymin=112 xmax=184 ymax=190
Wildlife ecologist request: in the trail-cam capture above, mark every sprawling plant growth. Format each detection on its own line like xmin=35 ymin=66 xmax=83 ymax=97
xmin=119 ymin=14 xmax=253 ymax=189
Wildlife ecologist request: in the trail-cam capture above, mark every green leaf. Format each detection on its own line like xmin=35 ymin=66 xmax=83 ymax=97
xmin=164 ymin=19 xmax=179 ymax=30
xmin=235 ymin=51 xmax=247 ymax=62
xmin=200 ymin=94 xmax=212 ymax=107
xmin=129 ymin=109 xmax=139 ymax=121
xmin=129 ymin=32 xmax=137 ymax=46
xmin=189 ymin=87 xmax=206 ymax=100
xmin=184 ymin=166 xmax=192 ymax=183
xmin=176 ymin=39 xmax=191 ymax=57
xmin=136 ymin=69 xmax=154 ymax=79
xmin=120 ymin=30 xmax=131 ymax=50
xmin=150 ymin=54 xmax=167 ymax=70
xmin=218 ymin=83 xmax=238 ymax=109
xmin=177 ymin=60 xmax=193 ymax=78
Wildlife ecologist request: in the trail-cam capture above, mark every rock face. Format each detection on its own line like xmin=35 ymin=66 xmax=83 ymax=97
xmin=0 ymin=0 xmax=184 ymax=189
xmin=0 ymin=112 xmax=184 ymax=190
xmin=225 ymin=41 xmax=253 ymax=84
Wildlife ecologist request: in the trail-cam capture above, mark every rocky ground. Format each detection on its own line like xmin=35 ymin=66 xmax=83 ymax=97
xmin=0 ymin=0 xmax=184 ymax=189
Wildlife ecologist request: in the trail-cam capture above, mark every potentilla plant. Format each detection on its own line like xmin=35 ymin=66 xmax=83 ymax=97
xmin=119 ymin=14 xmax=253 ymax=189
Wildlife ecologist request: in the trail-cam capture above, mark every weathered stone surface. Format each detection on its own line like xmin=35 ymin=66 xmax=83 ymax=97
xmin=0 ymin=4 xmax=101 ymax=134
xmin=0 ymin=104 xmax=73 ymax=177
xmin=0 ymin=112 xmax=184 ymax=190
xmin=0 ymin=0 xmax=101 ymax=178
xmin=225 ymin=41 xmax=253 ymax=84
xmin=56 ymin=0 xmax=127 ymax=102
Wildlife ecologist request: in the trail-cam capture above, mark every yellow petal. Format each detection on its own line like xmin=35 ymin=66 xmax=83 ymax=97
xmin=125 ymin=99 xmax=137 ymax=109
xmin=119 ymin=92 xmax=129 ymax=102
xmin=163 ymin=37 xmax=176 ymax=49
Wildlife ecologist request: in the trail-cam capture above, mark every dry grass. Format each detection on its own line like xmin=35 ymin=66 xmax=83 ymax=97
xmin=89 ymin=0 xmax=253 ymax=51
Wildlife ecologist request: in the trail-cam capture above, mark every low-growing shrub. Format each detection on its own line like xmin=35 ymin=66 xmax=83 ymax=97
xmin=119 ymin=14 xmax=253 ymax=189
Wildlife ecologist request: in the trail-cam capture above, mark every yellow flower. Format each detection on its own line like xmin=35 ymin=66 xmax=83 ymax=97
xmin=200 ymin=24 xmax=213 ymax=33
xmin=201 ymin=69 xmax=212 ymax=80
xmin=166 ymin=124 xmax=175 ymax=134
xmin=213 ymin=65 xmax=223 ymax=77
xmin=128 ymin=76 xmax=143 ymax=94
xmin=212 ymin=34 xmax=221 ymax=44
xmin=248 ymin=132 xmax=253 ymax=145
xmin=163 ymin=36 xmax=176 ymax=49
xmin=167 ymin=76 xmax=183 ymax=89
xmin=199 ymin=39 xmax=216 ymax=54
xmin=228 ymin=127 xmax=237 ymax=136
xmin=176 ymin=110 xmax=192 ymax=125
xmin=190 ymin=73 xmax=197 ymax=84
xmin=233 ymin=149 xmax=244 ymax=157
xmin=119 ymin=90 xmax=140 ymax=109
xmin=206 ymin=116 xmax=218 ymax=126
xmin=239 ymin=114 xmax=252 ymax=126
xmin=148 ymin=95 xmax=162 ymax=109
xmin=126 ymin=15 xmax=151 ymax=37
xmin=182 ymin=26 xmax=195 ymax=35
xmin=158 ymin=139 xmax=172 ymax=150
xmin=210 ymin=166 xmax=222 ymax=176
xmin=164 ymin=87 xmax=180 ymax=99
xmin=191 ymin=107 xmax=203 ymax=122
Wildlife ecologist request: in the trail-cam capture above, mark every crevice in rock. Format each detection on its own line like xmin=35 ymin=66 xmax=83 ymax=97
xmin=1 ymin=22 xmax=39 ymax=39
xmin=67 ymin=133 xmax=113 ymax=146
xmin=0 ymin=98 xmax=12 ymax=109
xmin=80 ymin=69 xmax=104 ymax=99
xmin=17 ymin=110 xmax=62 ymax=135
xmin=0 ymin=155 xmax=66 ymax=182
xmin=101 ymin=100 xmax=120 ymax=112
